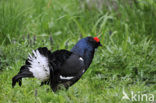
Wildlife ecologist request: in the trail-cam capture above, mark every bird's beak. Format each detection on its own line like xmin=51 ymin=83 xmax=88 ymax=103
xmin=99 ymin=42 xmax=102 ymax=46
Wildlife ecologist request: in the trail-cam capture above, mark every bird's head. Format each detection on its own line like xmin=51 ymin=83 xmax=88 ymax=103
xmin=86 ymin=36 xmax=102 ymax=48
xmin=71 ymin=36 xmax=102 ymax=55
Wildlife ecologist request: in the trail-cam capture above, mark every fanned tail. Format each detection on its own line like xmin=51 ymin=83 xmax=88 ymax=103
xmin=12 ymin=47 xmax=52 ymax=88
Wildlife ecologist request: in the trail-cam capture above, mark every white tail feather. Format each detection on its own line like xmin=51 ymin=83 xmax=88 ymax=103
xmin=28 ymin=50 xmax=50 ymax=81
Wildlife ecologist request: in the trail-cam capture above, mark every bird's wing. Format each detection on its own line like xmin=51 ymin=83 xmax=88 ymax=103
xmin=49 ymin=50 xmax=85 ymax=76
xmin=48 ymin=50 xmax=85 ymax=91
xmin=59 ymin=54 xmax=85 ymax=76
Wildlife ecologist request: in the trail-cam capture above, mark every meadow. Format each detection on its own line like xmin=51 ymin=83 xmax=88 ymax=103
xmin=0 ymin=0 xmax=156 ymax=103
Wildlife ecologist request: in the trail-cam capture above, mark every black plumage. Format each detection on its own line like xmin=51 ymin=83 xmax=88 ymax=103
xmin=12 ymin=36 xmax=102 ymax=92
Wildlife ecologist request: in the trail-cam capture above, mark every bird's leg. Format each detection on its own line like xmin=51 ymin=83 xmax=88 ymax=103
xmin=61 ymin=70 xmax=85 ymax=89
xmin=62 ymin=81 xmax=71 ymax=90
xmin=49 ymin=76 xmax=58 ymax=92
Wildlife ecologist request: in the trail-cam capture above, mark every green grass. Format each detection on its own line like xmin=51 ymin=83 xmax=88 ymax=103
xmin=0 ymin=0 xmax=156 ymax=103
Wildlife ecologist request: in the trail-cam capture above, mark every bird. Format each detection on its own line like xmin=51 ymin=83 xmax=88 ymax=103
xmin=12 ymin=36 xmax=102 ymax=92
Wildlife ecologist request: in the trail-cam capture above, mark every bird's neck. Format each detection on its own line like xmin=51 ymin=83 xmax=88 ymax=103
xmin=71 ymin=44 xmax=95 ymax=69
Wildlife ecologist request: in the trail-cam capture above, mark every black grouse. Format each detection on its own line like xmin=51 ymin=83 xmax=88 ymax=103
xmin=12 ymin=36 xmax=102 ymax=92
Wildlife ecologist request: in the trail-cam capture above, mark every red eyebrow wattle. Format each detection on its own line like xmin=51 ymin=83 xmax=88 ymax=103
xmin=93 ymin=37 xmax=100 ymax=42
